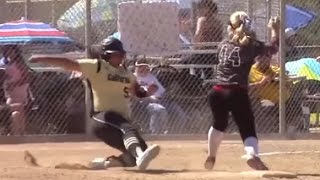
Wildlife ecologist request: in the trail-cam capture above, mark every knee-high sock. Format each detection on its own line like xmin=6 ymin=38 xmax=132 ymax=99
xmin=244 ymin=136 xmax=259 ymax=157
xmin=208 ymin=126 xmax=224 ymax=157
xmin=122 ymin=123 xmax=148 ymax=158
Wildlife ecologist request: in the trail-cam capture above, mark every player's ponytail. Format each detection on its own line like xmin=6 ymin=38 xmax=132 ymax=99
xmin=227 ymin=11 xmax=254 ymax=46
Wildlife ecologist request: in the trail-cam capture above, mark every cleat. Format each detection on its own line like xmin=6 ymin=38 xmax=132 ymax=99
xmin=246 ymin=155 xmax=269 ymax=171
xmin=136 ymin=144 xmax=160 ymax=170
xmin=89 ymin=156 xmax=124 ymax=170
xmin=104 ymin=156 xmax=125 ymax=168
xmin=89 ymin=157 xmax=108 ymax=170
xmin=204 ymin=156 xmax=216 ymax=170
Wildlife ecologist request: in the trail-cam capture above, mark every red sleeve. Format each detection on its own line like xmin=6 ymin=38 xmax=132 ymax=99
xmin=265 ymin=37 xmax=279 ymax=55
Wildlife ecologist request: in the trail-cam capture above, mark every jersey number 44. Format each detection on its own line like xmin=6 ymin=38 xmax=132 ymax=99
xmin=218 ymin=45 xmax=241 ymax=67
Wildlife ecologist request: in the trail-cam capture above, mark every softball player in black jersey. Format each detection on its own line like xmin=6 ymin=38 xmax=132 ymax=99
xmin=204 ymin=11 xmax=280 ymax=171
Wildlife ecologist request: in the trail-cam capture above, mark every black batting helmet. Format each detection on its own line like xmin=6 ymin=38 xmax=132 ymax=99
xmin=90 ymin=37 xmax=126 ymax=60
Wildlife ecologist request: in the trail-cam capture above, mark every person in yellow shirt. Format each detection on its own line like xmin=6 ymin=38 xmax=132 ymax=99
xmin=28 ymin=37 xmax=160 ymax=170
xmin=250 ymin=55 xmax=307 ymax=132
xmin=249 ymin=55 xmax=290 ymax=105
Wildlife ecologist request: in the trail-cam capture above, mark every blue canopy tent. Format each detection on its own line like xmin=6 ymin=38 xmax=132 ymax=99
xmin=286 ymin=5 xmax=317 ymax=31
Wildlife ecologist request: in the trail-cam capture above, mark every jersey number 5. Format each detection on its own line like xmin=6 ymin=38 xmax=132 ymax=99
xmin=123 ymin=87 xmax=129 ymax=98
xmin=219 ymin=45 xmax=241 ymax=67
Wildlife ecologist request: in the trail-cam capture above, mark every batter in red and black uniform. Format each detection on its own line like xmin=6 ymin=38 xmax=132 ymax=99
xmin=204 ymin=11 xmax=280 ymax=171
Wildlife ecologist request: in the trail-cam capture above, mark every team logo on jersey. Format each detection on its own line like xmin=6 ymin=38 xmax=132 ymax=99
xmin=107 ymin=74 xmax=130 ymax=83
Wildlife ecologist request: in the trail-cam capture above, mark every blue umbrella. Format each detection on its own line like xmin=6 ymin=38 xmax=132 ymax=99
xmin=286 ymin=5 xmax=317 ymax=31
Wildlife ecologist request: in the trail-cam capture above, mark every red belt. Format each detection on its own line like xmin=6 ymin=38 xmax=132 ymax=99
xmin=213 ymin=84 xmax=245 ymax=91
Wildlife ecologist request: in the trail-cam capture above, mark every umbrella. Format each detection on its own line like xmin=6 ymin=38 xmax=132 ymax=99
xmin=285 ymin=58 xmax=320 ymax=81
xmin=0 ymin=17 xmax=74 ymax=45
xmin=57 ymin=0 xmax=116 ymax=30
xmin=286 ymin=5 xmax=317 ymax=31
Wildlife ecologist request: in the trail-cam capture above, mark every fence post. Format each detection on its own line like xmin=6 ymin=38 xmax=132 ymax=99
xmin=24 ymin=0 xmax=31 ymax=19
xmin=247 ymin=0 xmax=253 ymax=18
xmin=191 ymin=1 xmax=197 ymax=34
xmin=85 ymin=0 xmax=93 ymax=136
xmin=85 ymin=0 xmax=92 ymax=58
xmin=84 ymin=80 xmax=93 ymax=136
xmin=279 ymin=0 xmax=286 ymax=135
xmin=266 ymin=0 xmax=272 ymax=41
xmin=51 ymin=0 xmax=58 ymax=27
xmin=0 ymin=0 xmax=6 ymax=23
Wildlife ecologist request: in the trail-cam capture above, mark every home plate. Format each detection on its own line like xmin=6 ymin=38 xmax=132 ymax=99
xmin=240 ymin=171 xmax=297 ymax=178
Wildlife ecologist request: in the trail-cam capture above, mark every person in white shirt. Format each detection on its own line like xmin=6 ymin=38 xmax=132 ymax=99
xmin=133 ymin=59 xmax=168 ymax=134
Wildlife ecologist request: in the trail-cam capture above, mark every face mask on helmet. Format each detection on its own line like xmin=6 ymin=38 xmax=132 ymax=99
xmin=241 ymin=17 xmax=254 ymax=34
xmin=229 ymin=13 xmax=254 ymax=33
xmin=0 ymin=57 xmax=10 ymax=65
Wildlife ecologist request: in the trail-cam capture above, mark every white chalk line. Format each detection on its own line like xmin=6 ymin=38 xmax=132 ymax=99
xmin=241 ymin=150 xmax=320 ymax=159
xmin=259 ymin=150 xmax=320 ymax=156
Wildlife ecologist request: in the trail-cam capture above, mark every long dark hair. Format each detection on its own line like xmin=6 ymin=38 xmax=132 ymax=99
xmin=197 ymin=0 xmax=218 ymax=16
xmin=2 ymin=45 xmax=31 ymax=82
xmin=2 ymin=45 xmax=26 ymax=66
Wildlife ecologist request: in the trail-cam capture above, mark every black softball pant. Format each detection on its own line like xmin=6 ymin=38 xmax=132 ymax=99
xmin=208 ymin=85 xmax=257 ymax=141
xmin=91 ymin=111 xmax=148 ymax=166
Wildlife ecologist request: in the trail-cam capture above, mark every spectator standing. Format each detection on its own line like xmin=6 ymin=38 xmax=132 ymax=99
xmin=178 ymin=9 xmax=192 ymax=47
xmin=193 ymin=0 xmax=223 ymax=44
xmin=180 ymin=0 xmax=223 ymax=79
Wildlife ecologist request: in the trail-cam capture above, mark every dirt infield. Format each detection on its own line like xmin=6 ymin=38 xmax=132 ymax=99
xmin=0 ymin=140 xmax=319 ymax=180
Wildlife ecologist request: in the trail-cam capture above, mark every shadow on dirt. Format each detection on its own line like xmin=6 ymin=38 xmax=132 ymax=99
xmin=124 ymin=169 xmax=191 ymax=174
xmin=297 ymin=173 xmax=320 ymax=177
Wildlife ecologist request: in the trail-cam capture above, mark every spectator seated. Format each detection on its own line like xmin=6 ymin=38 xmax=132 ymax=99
xmin=286 ymin=58 xmax=320 ymax=128
xmin=249 ymin=55 xmax=306 ymax=133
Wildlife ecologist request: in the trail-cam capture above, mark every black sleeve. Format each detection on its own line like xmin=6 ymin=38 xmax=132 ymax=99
xmin=254 ymin=37 xmax=279 ymax=57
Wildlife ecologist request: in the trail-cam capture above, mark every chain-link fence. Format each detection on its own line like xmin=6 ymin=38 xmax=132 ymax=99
xmin=283 ymin=0 xmax=320 ymax=134
xmin=0 ymin=0 xmax=319 ymax=136
xmin=0 ymin=0 xmax=86 ymax=136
